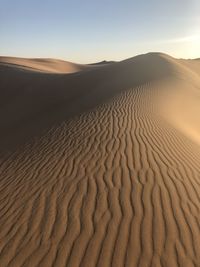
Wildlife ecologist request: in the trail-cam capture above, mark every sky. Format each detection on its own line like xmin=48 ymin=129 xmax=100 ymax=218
xmin=0 ymin=0 xmax=200 ymax=63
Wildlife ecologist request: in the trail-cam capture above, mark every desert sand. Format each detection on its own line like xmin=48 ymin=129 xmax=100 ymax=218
xmin=0 ymin=53 xmax=200 ymax=267
xmin=0 ymin=56 xmax=96 ymax=74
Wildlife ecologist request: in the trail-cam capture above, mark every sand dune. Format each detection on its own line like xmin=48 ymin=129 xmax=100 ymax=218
xmin=0 ymin=52 xmax=200 ymax=267
xmin=0 ymin=56 xmax=95 ymax=73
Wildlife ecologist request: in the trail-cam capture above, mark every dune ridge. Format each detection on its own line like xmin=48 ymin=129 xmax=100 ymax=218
xmin=0 ymin=52 xmax=200 ymax=267
xmin=0 ymin=56 xmax=95 ymax=73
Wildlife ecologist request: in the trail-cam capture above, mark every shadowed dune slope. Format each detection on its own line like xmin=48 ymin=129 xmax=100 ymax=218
xmin=0 ymin=53 xmax=200 ymax=267
xmin=0 ymin=53 xmax=189 ymax=144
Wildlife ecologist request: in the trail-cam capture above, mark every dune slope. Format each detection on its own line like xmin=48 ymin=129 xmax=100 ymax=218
xmin=0 ymin=56 xmax=95 ymax=73
xmin=0 ymin=53 xmax=200 ymax=267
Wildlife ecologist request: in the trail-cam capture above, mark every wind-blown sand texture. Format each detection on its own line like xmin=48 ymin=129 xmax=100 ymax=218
xmin=0 ymin=53 xmax=200 ymax=267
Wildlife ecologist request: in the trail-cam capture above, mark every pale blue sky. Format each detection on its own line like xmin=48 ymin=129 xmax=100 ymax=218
xmin=0 ymin=0 xmax=200 ymax=62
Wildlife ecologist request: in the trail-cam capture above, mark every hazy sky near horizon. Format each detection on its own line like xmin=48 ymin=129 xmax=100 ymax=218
xmin=0 ymin=0 xmax=200 ymax=63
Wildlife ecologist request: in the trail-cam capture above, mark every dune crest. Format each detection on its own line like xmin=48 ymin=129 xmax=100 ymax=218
xmin=0 ymin=56 xmax=94 ymax=73
xmin=0 ymin=53 xmax=200 ymax=267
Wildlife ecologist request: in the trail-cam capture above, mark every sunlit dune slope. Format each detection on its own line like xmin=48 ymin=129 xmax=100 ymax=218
xmin=0 ymin=52 xmax=200 ymax=267
xmin=0 ymin=56 xmax=94 ymax=73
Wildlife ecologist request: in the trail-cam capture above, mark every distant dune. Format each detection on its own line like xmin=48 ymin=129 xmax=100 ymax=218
xmin=0 ymin=56 xmax=95 ymax=73
xmin=0 ymin=52 xmax=200 ymax=267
